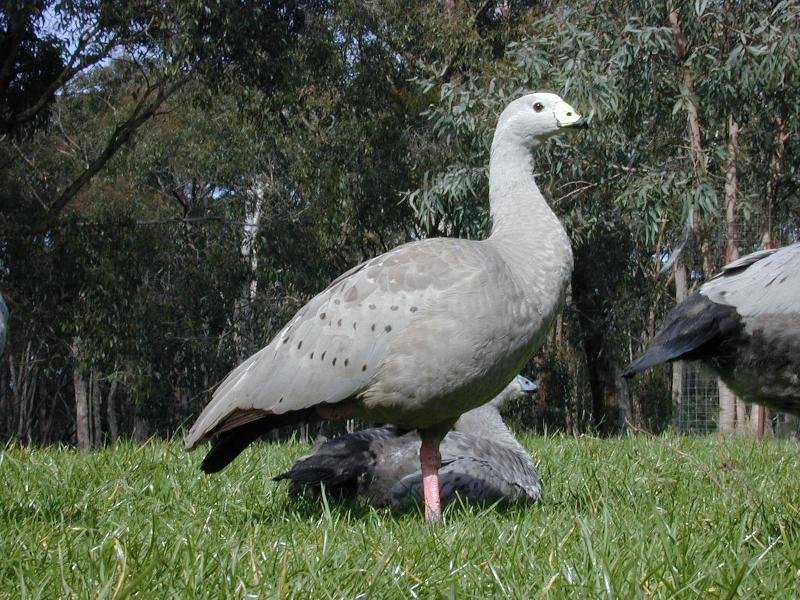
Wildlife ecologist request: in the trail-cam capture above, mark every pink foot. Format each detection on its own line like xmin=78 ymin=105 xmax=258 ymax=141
xmin=420 ymin=439 xmax=442 ymax=522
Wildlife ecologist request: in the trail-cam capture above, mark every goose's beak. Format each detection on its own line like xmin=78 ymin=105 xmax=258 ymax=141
xmin=554 ymin=101 xmax=589 ymax=129
xmin=515 ymin=375 xmax=538 ymax=392
xmin=564 ymin=116 xmax=589 ymax=129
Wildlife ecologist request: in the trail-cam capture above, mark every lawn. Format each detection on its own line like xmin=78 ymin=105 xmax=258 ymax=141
xmin=1 ymin=433 xmax=798 ymax=599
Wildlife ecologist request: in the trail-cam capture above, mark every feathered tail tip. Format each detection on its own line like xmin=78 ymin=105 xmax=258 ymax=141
xmin=623 ymin=292 xmax=742 ymax=378
xmin=622 ymin=349 xmax=673 ymax=378
xmin=273 ymin=429 xmax=390 ymax=498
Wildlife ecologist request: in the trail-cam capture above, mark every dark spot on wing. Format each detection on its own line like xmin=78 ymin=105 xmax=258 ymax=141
xmin=391 ymin=305 xmax=399 ymax=311
xmin=310 ymin=352 xmax=314 ymax=359
xmin=320 ymin=312 xmax=326 ymax=319
xmin=297 ymin=340 xmax=303 ymax=349
xmin=385 ymin=325 xmax=392 ymax=332
xmin=344 ymin=359 xmax=349 ymax=367
xmin=282 ymin=337 xmax=289 ymax=344
xmin=337 ymin=319 xmax=342 ymax=327
xmin=334 ymin=299 xmax=341 ymax=305
xmin=369 ymin=304 xmax=376 ymax=309
xmin=279 ymin=397 xmax=284 ymax=403
xmin=371 ymin=324 xmax=376 ymax=331
xmin=410 ymin=306 xmax=418 ymax=313
xmin=353 ymin=322 xmax=357 ymax=330
xmin=332 ymin=358 xmax=337 ymax=366
xmin=321 ymin=351 xmax=326 ymax=360
xmin=362 ymin=364 xmax=367 ymax=371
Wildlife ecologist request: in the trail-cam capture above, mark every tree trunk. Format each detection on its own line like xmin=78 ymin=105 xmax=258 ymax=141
xmin=106 ymin=379 xmax=120 ymax=442
xmin=241 ymin=175 xmax=266 ymax=311
xmin=751 ymin=406 xmax=770 ymax=437
xmin=90 ymin=368 xmax=102 ymax=445
xmin=72 ymin=342 xmax=91 ymax=450
xmin=671 ymin=261 xmax=688 ymax=415
xmin=132 ymin=403 xmax=149 ymax=442
xmin=734 ymin=394 xmax=749 ymax=434
xmin=719 ymin=115 xmax=741 ymax=433
xmin=724 ymin=116 xmax=740 ymax=262
xmin=763 ymin=116 xmax=788 ymax=248
xmin=718 ymin=383 xmax=736 ymax=434
xmin=234 ymin=174 xmax=267 ymax=357
xmin=614 ymin=366 xmax=633 ymax=430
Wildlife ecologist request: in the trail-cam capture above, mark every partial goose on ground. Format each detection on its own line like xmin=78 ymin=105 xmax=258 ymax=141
xmin=275 ymin=375 xmax=541 ymax=509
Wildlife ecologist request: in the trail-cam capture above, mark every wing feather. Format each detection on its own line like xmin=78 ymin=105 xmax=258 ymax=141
xmin=701 ymin=242 xmax=800 ymax=318
xmin=185 ymin=239 xmax=459 ymax=449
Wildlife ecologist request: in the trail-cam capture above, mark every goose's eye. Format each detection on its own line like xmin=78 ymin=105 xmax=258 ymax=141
xmin=533 ymin=102 xmax=545 ymax=113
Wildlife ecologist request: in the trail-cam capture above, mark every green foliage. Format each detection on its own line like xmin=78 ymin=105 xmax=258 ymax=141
xmin=2 ymin=435 xmax=799 ymax=597
xmin=2 ymin=0 xmax=799 ymax=443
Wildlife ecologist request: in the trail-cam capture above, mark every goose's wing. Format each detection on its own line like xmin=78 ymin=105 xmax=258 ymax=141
xmin=701 ymin=242 xmax=800 ymax=318
xmin=185 ymin=237 xmax=485 ymax=451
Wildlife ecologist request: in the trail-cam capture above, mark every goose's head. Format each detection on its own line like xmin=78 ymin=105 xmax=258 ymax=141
xmin=495 ymin=92 xmax=587 ymax=148
xmin=488 ymin=375 xmax=539 ymax=409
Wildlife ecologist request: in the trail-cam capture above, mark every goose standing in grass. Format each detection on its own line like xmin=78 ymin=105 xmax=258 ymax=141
xmin=185 ymin=92 xmax=586 ymax=521
xmin=624 ymin=242 xmax=800 ymax=415
xmin=275 ymin=375 xmax=541 ymax=509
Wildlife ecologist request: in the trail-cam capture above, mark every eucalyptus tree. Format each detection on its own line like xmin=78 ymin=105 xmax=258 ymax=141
xmin=403 ymin=0 xmax=800 ymax=432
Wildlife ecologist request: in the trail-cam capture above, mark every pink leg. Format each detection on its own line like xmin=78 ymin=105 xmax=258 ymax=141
xmin=420 ymin=439 xmax=442 ymax=522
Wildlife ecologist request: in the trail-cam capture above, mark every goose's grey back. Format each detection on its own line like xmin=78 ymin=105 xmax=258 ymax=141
xmin=701 ymin=242 xmax=800 ymax=319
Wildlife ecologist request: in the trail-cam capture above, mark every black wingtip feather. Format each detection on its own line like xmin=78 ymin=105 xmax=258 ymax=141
xmin=623 ymin=292 xmax=743 ymax=378
xmin=200 ymin=408 xmax=316 ymax=473
xmin=273 ymin=429 xmax=390 ymax=496
xmin=201 ymin=419 xmax=268 ymax=473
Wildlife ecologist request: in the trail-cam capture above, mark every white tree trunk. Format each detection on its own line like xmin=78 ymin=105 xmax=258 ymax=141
xmin=671 ymin=261 xmax=687 ymax=413
xmin=718 ymin=380 xmax=737 ymax=434
xmin=719 ymin=117 xmax=742 ymax=436
xmin=240 ymin=175 xmax=267 ymax=317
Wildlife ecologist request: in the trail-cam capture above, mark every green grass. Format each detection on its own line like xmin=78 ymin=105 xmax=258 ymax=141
xmin=1 ymin=434 xmax=799 ymax=599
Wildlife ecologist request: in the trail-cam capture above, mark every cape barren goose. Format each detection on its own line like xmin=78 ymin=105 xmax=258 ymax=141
xmin=624 ymin=242 xmax=800 ymax=415
xmin=185 ymin=92 xmax=585 ymax=521
xmin=275 ymin=375 xmax=541 ymax=509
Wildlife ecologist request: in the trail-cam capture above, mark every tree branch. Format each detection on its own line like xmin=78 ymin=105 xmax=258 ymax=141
xmin=37 ymin=74 xmax=191 ymax=232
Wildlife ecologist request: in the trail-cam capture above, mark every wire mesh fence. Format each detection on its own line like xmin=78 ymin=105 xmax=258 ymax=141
xmin=669 ymin=206 xmax=799 ymax=437
xmin=673 ymin=363 xmax=719 ymax=434
xmin=672 ymin=362 xmax=799 ymax=438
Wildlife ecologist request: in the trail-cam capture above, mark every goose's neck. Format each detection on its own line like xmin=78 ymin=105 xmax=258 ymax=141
xmin=488 ymin=133 xmax=554 ymax=237
xmin=486 ymin=130 xmax=573 ymax=284
xmin=454 ymin=405 xmax=525 ymax=454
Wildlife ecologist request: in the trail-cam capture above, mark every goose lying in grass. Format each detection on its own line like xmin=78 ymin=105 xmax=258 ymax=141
xmin=185 ymin=92 xmax=585 ymax=521
xmin=624 ymin=242 xmax=800 ymax=415
xmin=275 ymin=375 xmax=541 ymax=509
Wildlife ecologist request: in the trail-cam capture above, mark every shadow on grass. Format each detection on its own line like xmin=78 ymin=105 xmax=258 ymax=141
xmin=247 ymin=484 xmax=544 ymax=525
